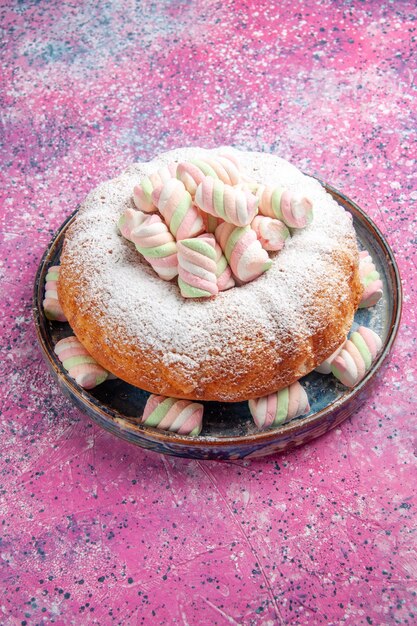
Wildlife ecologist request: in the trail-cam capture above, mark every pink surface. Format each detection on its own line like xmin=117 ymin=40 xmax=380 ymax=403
xmin=1 ymin=1 xmax=416 ymax=624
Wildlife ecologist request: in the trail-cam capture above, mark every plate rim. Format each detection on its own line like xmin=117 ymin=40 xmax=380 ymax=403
xmin=33 ymin=183 xmax=403 ymax=450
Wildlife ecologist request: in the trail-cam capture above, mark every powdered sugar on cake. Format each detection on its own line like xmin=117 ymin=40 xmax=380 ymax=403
xmin=61 ymin=148 xmax=358 ymax=398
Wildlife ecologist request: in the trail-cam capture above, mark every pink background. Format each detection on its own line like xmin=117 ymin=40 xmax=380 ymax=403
xmin=1 ymin=1 xmax=416 ymax=624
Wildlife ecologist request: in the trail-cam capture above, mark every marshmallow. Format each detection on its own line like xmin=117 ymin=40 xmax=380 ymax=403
xmin=315 ymin=342 xmax=345 ymax=374
xmin=215 ymin=222 xmax=272 ymax=283
xmin=195 ymin=177 xmax=258 ymax=227
xmin=257 ymin=185 xmax=313 ymax=229
xmin=54 ymin=336 xmax=110 ymax=389
xmin=177 ymin=235 xmax=219 ymax=298
xmin=43 ymin=266 xmax=67 ymax=322
xmin=133 ymin=162 xmax=177 ymax=213
xmin=358 ymin=249 xmax=383 ymax=308
xmin=177 ymin=154 xmax=241 ymax=195
xmin=213 ymin=239 xmax=235 ymax=291
xmin=131 ymin=214 xmax=178 ymax=281
xmin=251 ymin=215 xmax=290 ymax=251
xmin=249 ymin=382 xmax=310 ymax=430
xmin=141 ymin=394 xmax=203 ymax=435
xmin=118 ymin=208 xmax=148 ymax=241
xmin=331 ymin=326 xmax=383 ymax=387
xmin=152 ymin=179 xmax=204 ymax=240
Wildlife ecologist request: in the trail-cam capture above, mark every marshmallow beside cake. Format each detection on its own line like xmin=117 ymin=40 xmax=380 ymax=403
xmin=57 ymin=147 xmax=363 ymax=402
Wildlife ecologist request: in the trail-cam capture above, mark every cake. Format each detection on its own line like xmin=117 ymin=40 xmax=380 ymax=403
xmin=58 ymin=147 xmax=363 ymax=402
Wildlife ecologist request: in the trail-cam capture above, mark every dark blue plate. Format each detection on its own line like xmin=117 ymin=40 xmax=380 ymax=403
xmin=33 ymin=184 xmax=402 ymax=459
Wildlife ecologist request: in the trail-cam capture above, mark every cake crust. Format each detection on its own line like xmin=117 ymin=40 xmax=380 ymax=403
xmin=58 ymin=148 xmax=363 ymax=402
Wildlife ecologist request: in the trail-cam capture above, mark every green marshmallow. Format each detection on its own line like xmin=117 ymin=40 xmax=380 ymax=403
xmin=178 ymin=278 xmax=213 ymax=299
xmin=46 ymin=270 xmax=59 ymax=282
xmin=63 ymin=355 xmax=98 ymax=370
xmin=350 ymin=332 xmax=372 ymax=370
xmin=140 ymin=176 xmax=154 ymax=201
xmin=271 ymin=188 xmax=284 ymax=220
xmin=224 ymin=226 xmax=249 ymax=261
xmin=144 ymin=397 xmax=176 ymax=427
xmin=180 ymin=238 xmax=216 ymax=261
xmin=274 ymin=387 xmax=290 ymax=425
xmin=363 ymin=270 xmax=380 ymax=287
xmin=190 ymin=158 xmax=218 ymax=179
xmin=212 ymin=179 xmax=226 ymax=219
xmin=169 ymin=193 xmax=192 ymax=237
xmin=135 ymin=241 xmax=177 ymax=258
xmin=216 ymin=253 xmax=228 ymax=276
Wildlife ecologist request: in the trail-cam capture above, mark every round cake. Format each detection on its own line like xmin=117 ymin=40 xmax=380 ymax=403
xmin=58 ymin=147 xmax=363 ymax=402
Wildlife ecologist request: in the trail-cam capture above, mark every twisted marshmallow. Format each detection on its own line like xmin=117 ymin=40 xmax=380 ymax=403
xmin=177 ymin=155 xmax=241 ymax=195
xmin=251 ymin=215 xmax=290 ymax=251
xmin=43 ymin=266 xmax=67 ymax=322
xmin=141 ymin=394 xmax=203 ymax=435
xmin=214 ymin=240 xmax=235 ymax=291
xmin=216 ymin=149 xmax=241 ymax=170
xmin=330 ymin=326 xmax=383 ymax=387
xmin=177 ymin=235 xmax=219 ymax=298
xmin=133 ymin=162 xmax=177 ymax=213
xmin=249 ymin=382 xmax=310 ymax=430
xmin=215 ymin=222 xmax=272 ymax=282
xmin=359 ymin=249 xmax=383 ymax=308
xmin=151 ymin=179 xmax=204 ymax=240
xmin=198 ymin=208 xmax=223 ymax=234
xmin=256 ymin=185 xmax=313 ymax=229
xmin=315 ymin=342 xmax=345 ymax=374
xmin=54 ymin=336 xmax=110 ymax=389
xmin=118 ymin=208 xmax=147 ymax=241
xmin=130 ymin=214 xmax=178 ymax=281
xmin=195 ymin=178 xmax=258 ymax=227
